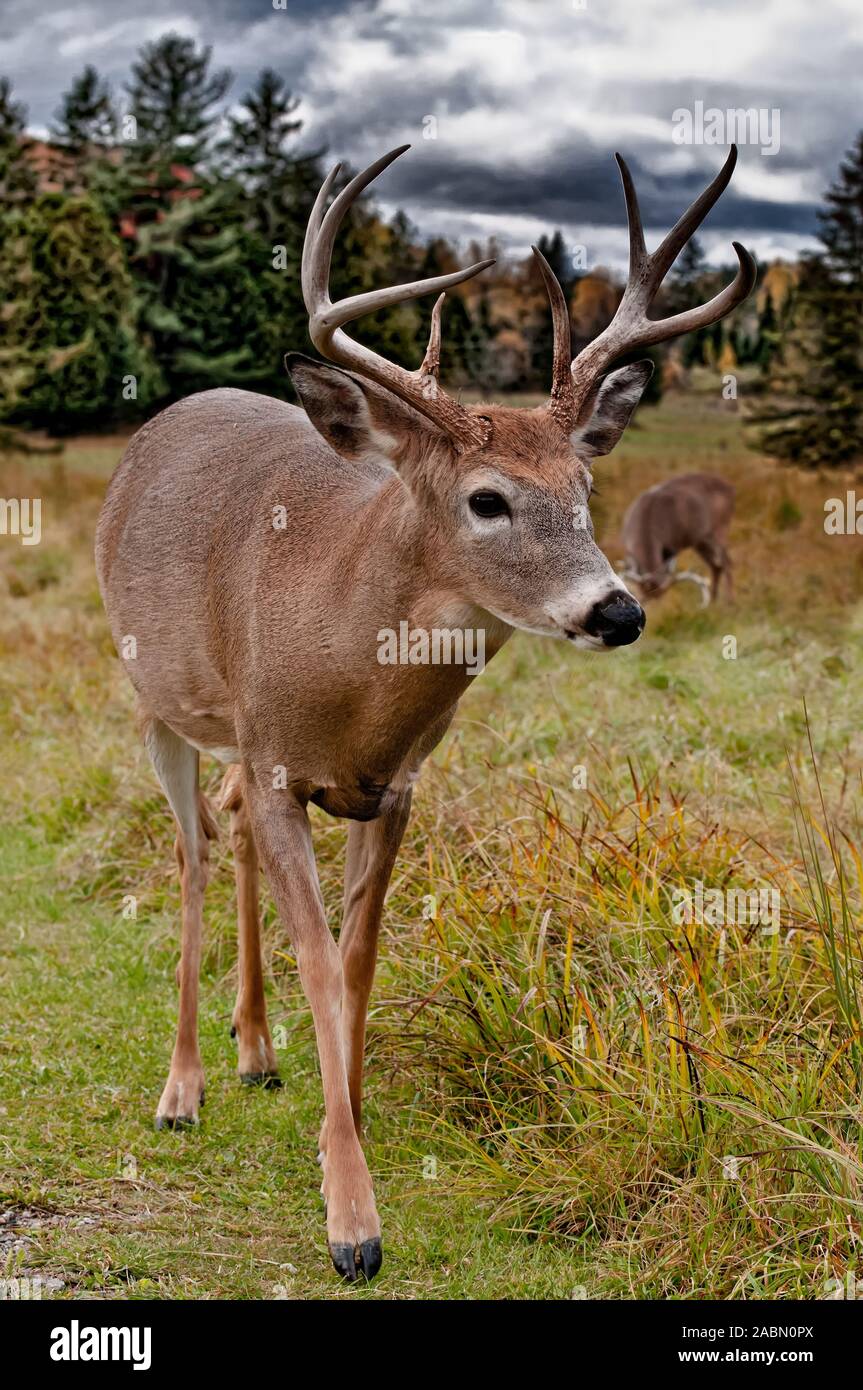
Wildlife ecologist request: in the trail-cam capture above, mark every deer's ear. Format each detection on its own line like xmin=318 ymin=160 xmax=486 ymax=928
xmin=569 ymin=360 xmax=654 ymax=459
xmin=286 ymin=354 xmax=383 ymax=459
xmin=285 ymin=353 xmax=443 ymax=468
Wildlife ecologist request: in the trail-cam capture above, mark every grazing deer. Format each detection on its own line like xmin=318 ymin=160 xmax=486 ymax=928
xmin=621 ymin=473 xmax=736 ymax=605
xmin=95 ymin=143 xmax=753 ymax=1281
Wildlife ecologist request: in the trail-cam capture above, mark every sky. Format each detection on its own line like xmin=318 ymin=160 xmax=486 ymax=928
xmin=2 ymin=0 xmax=858 ymax=273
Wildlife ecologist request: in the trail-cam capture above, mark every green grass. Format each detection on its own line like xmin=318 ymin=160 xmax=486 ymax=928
xmin=1 ymin=392 xmax=863 ymax=1299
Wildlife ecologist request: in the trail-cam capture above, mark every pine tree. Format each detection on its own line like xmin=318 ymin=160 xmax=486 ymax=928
xmin=439 ymin=293 xmax=477 ymax=387
xmin=666 ymin=237 xmax=706 ymax=300
xmin=50 ymin=65 xmax=117 ymax=178
xmin=221 ymin=69 xmax=320 ymax=242
xmin=127 ymin=34 xmax=231 ymax=172
xmin=747 ymin=132 xmax=863 ymax=467
xmin=120 ymin=35 xmax=243 ymax=402
xmin=120 ymin=32 xmax=231 ymax=242
xmin=219 ymin=69 xmax=325 ymax=394
xmin=535 ymin=230 xmax=574 ymax=297
xmin=130 ymin=180 xmax=265 ymax=397
xmin=463 ymin=287 xmax=500 ymax=394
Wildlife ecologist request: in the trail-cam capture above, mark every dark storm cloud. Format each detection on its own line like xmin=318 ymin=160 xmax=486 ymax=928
xmin=382 ymin=145 xmax=821 ymax=237
xmin=3 ymin=0 xmax=857 ymax=264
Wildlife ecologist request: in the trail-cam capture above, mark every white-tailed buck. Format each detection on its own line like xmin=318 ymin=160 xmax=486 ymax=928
xmin=96 ymin=143 xmax=754 ymax=1280
xmin=621 ymin=473 xmax=736 ymax=605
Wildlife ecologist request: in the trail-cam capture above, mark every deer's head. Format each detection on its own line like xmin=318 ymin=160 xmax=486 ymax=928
xmin=288 ymin=145 xmax=754 ymax=651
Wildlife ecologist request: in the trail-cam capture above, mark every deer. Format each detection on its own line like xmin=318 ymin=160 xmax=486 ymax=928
xmin=621 ymin=473 xmax=736 ymax=605
xmin=95 ymin=142 xmax=754 ymax=1282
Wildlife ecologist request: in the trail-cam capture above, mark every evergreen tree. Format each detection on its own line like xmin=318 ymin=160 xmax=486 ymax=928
xmin=221 ymin=69 xmax=320 ymax=243
xmin=667 ymin=237 xmax=706 ymax=300
xmin=120 ymin=35 xmax=242 ymax=402
xmin=219 ymin=70 xmax=327 ymax=394
xmin=463 ymin=287 xmax=500 ymax=393
xmin=5 ymin=193 xmax=154 ymax=430
xmin=0 ymin=79 xmax=37 ymax=421
xmin=120 ymin=32 xmax=231 ymax=245
xmin=130 ymin=181 xmax=264 ymax=397
xmin=50 ymin=66 xmax=117 ymax=167
xmin=0 ymin=78 xmax=35 ymax=208
xmin=535 ymin=230 xmax=574 ymax=297
xmin=747 ymin=132 xmax=863 ymax=467
xmin=439 ymin=292 xmax=478 ymax=386
xmin=127 ymin=33 xmax=231 ymax=172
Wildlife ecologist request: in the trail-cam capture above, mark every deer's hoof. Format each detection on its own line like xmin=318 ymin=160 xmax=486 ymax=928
xmin=329 ymin=1237 xmax=383 ymax=1283
xmin=239 ymin=1070 xmax=282 ymax=1088
xmin=155 ymin=1112 xmax=199 ymax=1131
xmin=155 ymin=1081 xmax=205 ymax=1130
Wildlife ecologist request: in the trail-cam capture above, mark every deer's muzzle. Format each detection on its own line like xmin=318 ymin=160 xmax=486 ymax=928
xmin=580 ymin=590 xmax=646 ymax=648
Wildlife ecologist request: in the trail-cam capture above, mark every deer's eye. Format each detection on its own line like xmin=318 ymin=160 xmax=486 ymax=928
xmin=469 ymin=491 xmax=510 ymax=519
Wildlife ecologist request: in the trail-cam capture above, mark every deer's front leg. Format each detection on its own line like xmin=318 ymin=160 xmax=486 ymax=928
xmin=245 ymin=781 xmax=381 ymax=1282
xmin=318 ymin=793 xmax=412 ymax=1165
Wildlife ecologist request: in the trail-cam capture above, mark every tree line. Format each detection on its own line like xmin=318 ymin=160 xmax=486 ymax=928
xmin=744 ymin=132 xmax=863 ymax=468
xmin=0 ymin=33 xmax=860 ymax=468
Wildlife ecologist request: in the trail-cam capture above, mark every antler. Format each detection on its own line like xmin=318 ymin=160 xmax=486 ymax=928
xmin=531 ymin=245 xmax=576 ymax=430
xmin=620 ymin=560 xmax=712 ymax=606
xmin=302 ymin=145 xmax=495 ymax=452
xmin=536 ymin=146 xmax=757 ymax=430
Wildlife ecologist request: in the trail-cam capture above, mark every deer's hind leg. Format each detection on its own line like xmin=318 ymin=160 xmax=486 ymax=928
xmin=218 ymin=766 xmax=280 ymax=1087
xmin=143 ymin=716 xmax=214 ymax=1129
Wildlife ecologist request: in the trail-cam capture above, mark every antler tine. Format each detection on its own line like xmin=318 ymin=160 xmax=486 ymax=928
xmin=301 ymin=145 xmax=495 ymax=451
xmin=313 ymin=258 xmax=495 ymax=337
xmin=419 ymin=293 xmax=445 ymax=381
xmin=650 ymin=145 xmax=738 ymax=283
xmin=569 ymin=147 xmax=757 ymax=420
xmin=650 ymin=241 xmax=756 ymax=338
xmin=306 ymin=145 xmax=410 ymax=313
xmin=614 ymin=154 xmax=648 ymax=279
xmin=300 ymin=160 xmax=341 ymax=303
xmin=531 ymin=246 xmax=575 ymax=428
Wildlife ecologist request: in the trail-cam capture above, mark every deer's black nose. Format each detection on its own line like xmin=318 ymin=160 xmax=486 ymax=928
xmin=584 ymin=590 xmax=646 ymax=647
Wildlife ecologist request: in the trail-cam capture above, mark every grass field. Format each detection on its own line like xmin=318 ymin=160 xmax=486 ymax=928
xmin=2 ymin=387 xmax=863 ymax=1300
